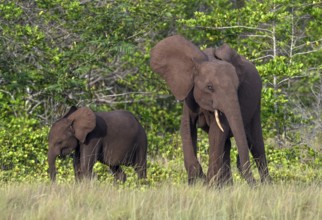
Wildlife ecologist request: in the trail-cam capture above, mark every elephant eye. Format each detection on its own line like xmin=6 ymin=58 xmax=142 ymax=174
xmin=207 ymin=84 xmax=214 ymax=92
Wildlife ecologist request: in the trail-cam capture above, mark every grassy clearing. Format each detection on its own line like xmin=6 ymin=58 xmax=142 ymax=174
xmin=1 ymin=181 xmax=321 ymax=220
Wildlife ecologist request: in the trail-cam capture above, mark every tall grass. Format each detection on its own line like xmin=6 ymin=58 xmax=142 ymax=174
xmin=1 ymin=181 xmax=321 ymax=220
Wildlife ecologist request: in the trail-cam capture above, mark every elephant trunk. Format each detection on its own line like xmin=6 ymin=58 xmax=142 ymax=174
xmin=48 ymin=149 xmax=57 ymax=182
xmin=224 ymin=99 xmax=255 ymax=185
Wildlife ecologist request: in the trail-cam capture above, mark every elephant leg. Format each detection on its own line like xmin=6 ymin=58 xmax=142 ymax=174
xmin=111 ymin=166 xmax=126 ymax=183
xmin=250 ymin=110 xmax=271 ymax=183
xmin=221 ymin=139 xmax=233 ymax=185
xmin=207 ymin=121 xmax=229 ymax=186
xmin=79 ymin=145 xmax=96 ymax=179
xmin=133 ymin=141 xmax=147 ymax=180
xmin=133 ymin=150 xmax=147 ymax=180
xmin=236 ymin=153 xmax=242 ymax=175
xmin=73 ymin=147 xmax=81 ymax=181
xmin=134 ymin=164 xmax=146 ymax=180
xmin=134 ymin=155 xmax=147 ymax=180
xmin=181 ymin=105 xmax=205 ymax=184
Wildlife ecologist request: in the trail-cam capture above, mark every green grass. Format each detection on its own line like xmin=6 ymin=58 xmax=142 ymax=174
xmin=1 ymin=181 xmax=321 ymax=220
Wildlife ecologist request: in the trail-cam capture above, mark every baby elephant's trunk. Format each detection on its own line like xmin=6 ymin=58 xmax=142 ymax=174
xmin=47 ymin=149 xmax=57 ymax=181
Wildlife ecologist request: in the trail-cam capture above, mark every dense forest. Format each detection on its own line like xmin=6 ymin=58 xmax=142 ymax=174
xmin=0 ymin=0 xmax=321 ymax=183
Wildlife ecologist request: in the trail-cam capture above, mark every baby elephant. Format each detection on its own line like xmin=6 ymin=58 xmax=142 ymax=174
xmin=48 ymin=106 xmax=147 ymax=182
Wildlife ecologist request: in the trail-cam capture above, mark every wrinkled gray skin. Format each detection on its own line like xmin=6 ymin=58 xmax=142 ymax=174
xmin=150 ymin=35 xmax=270 ymax=186
xmin=48 ymin=106 xmax=147 ymax=182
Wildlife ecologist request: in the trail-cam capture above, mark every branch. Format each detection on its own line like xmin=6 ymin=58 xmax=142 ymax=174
xmin=250 ymin=54 xmax=274 ymax=62
xmin=240 ymin=34 xmax=273 ymax=40
xmin=292 ymin=39 xmax=322 ymax=50
xmin=292 ymin=47 xmax=322 ymax=57
xmin=97 ymin=92 xmax=155 ymax=97
xmin=194 ymin=25 xmax=273 ymax=34
xmin=277 ymin=75 xmax=308 ymax=86
xmin=0 ymin=89 xmax=15 ymax=100
xmin=93 ymin=92 xmax=172 ymax=104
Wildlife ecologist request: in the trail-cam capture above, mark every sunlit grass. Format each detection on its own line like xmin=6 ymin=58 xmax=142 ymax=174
xmin=1 ymin=181 xmax=321 ymax=220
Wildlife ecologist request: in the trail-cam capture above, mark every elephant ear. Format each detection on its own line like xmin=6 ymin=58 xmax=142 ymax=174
xmin=214 ymin=43 xmax=245 ymax=83
xmin=214 ymin=43 xmax=239 ymax=62
xmin=150 ymin=35 xmax=208 ymax=101
xmin=67 ymin=107 xmax=96 ymax=143
xmin=203 ymin=48 xmax=216 ymax=61
xmin=62 ymin=106 xmax=78 ymax=118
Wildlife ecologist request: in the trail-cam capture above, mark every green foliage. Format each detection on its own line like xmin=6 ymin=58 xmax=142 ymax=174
xmin=267 ymin=145 xmax=322 ymax=182
xmin=0 ymin=117 xmax=48 ymax=182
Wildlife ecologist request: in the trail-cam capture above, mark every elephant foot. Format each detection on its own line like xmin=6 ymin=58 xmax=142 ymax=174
xmin=220 ymin=175 xmax=233 ymax=186
xmin=206 ymin=167 xmax=234 ymax=187
xmin=187 ymin=165 xmax=206 ymax=185
xmin=111 ymin=166 xmax=127 ymax=183
xmin=245 ymin=176 xmax=257 ymax=187
xmin=135 ymin=165 xmax=147 ymax=180
xmin=261 ymin=174 xmax=273 ymax=184
xmin=206 ymin=178 xmax=233 ymax=189
xmin=113 ymin=171 xmax=126 ymax=183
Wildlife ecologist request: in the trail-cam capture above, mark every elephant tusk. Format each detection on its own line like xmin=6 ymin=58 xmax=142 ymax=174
xmin=215 ymin=110 xmax=224 ymax=132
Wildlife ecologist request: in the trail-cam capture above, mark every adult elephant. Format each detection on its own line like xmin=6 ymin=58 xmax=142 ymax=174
xmin=48 ymin=106 xmax=147 ymax=182
xmin=150 ymin=35 xmax=270 ymax=185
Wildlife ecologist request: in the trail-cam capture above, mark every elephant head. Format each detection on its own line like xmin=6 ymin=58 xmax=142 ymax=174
xmin=47 ymin=106 xmax=96 ymax=181
xmin=150 ymin=35 xmax=254 ymax=183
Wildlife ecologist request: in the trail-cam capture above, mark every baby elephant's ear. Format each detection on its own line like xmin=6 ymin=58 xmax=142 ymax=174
xmin=67 ymin=107 xmax=96 ymax=143
xmin=214 ymin=43 xmax=241 ymax=63
xmin=62 ymin=106 xmax=78 ymax=118
xmin=203 ymin=48 xmax=216 ymax=61
xmin=150 ymin=35 xmax=208 ymax=101
xmin=215 ymin=44 xmax=247 ymax=83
